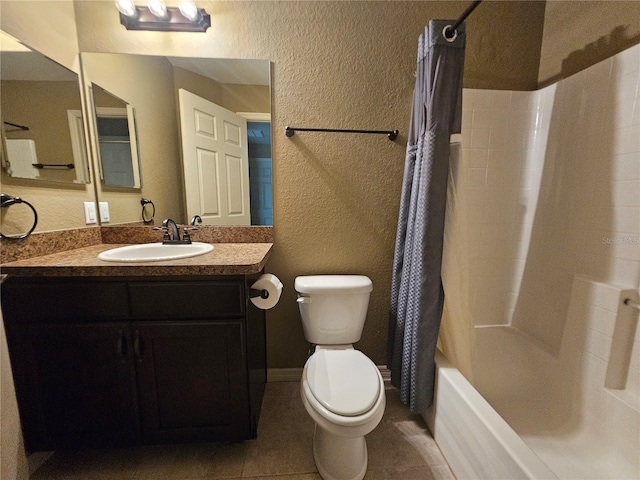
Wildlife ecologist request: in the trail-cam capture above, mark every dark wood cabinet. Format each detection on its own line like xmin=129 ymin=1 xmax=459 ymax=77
xmin=8 ymin=323 xmax=139 ymax=450
xmin=1 ymin=275 xmax=266 ymax=452
xmin=134 ymin=321 xmax=249 ymax=443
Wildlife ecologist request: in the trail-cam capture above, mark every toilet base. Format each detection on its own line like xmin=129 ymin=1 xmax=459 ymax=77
xmin=313 ymin=424 xmax=368 ymax=480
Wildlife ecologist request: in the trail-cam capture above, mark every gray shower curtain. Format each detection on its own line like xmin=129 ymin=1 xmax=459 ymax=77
xmin=388 ymin=19 xmax=466 ymax=413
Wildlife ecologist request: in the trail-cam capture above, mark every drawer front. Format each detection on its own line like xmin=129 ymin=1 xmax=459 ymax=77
xmin=1 ymin=280 xmax=129 ymax=324
xmin=129 ymin=281 xmax=245 ymax=319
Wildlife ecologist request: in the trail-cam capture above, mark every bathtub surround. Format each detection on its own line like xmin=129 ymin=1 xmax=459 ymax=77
xmin=436 ymin=43 xmax=640 ymax=479
xmin=388 ymin=19 xmax=466 ymax=413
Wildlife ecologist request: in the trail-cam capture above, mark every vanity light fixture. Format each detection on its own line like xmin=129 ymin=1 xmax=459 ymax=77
xmin=116 ymin=0 xmax=210 ymax=32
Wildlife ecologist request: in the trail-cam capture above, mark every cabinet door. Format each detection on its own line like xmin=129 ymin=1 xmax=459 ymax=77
xmin=8 ymin=324 xmax=138 ymax=451
xmin=133 ymin=321 xmax=249 ymax=443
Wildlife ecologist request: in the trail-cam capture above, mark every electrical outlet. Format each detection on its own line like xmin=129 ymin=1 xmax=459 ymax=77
xmin=83 ymin=202 xmax=97 ymax=224
xmin=99 ymin=202 xmax=110 ymax=223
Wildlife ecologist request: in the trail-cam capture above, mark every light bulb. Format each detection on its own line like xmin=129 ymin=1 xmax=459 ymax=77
xmin=179 ymin=0 xmax=200 ymax=22
xmin=115 ymin=0 xmax=137 ymax=17
xmin=147 ymin=0 xmax=168 ymax=19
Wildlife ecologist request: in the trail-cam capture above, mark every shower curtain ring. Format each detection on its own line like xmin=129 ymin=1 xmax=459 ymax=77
xmin=443 ymin=25 xmax=458 ymax=42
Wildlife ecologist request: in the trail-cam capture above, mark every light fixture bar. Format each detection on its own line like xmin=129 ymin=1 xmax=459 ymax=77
xmin=119 ymin=6 xmax=210 ymax=32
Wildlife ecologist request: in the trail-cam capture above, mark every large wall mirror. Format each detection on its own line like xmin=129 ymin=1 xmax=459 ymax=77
xmin=0 ymin=30 xmax=90 ymax=185
xmin=81 ymin=52 xmax=272 ymax=227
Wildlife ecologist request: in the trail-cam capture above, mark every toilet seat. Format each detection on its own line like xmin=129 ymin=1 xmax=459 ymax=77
xmin=306 ymin=349 xmax=380 ymax=417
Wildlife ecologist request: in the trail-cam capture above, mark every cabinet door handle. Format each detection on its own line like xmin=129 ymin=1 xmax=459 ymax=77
xmin=117 ymin=330 xmax=127 ymax=360
xmin=133 ymin=330 xmax=144 ymax=361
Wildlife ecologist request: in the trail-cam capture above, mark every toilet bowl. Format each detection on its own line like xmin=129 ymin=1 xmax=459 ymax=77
xmin=301 ymin=346 xmax=386 ymax=480
xmin=295 ymin=275 xmax=386 ymax=480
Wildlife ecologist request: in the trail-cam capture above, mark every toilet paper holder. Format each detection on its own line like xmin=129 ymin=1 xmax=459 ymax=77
xmin=249 ymin=288 xmax=270 ymax=300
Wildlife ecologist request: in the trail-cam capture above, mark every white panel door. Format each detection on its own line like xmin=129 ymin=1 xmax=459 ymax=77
xmin=178 ymin=89 xmax=250 ymax=225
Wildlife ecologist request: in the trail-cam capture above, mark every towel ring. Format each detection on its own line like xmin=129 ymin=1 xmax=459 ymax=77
xmin=0 ymin=194 xmax=38 ymax=239
xmin=141 ymin=198 xmax=155 ymax=224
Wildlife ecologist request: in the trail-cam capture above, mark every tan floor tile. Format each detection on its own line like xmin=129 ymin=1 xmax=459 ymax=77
xmin=131 ymin=442 xmax=247 ymax=480
xmin=366 ymin=388 xmax=451 ymax=471
xmin=28 ymin=383 xmax=455 ymax=480
xmin=243 ymin=475 xmax=321 ymax=479
xmin=429 ymin=463 xmax=456 ymax=480
xmin=262 ymin=381 xmax=301 ymax=398
xmin=31 ymin=447 xmax=139 ymax=480
xmin=258 ymin=390 xmax=310 ymax=426
xmin=241 ymin=426 xmax=317 ymax=477
xmin=242 ymin=384 xmax=317 ymax=477
xmin=366 ymin=417 xmax=432 ymax=470
xmin=364 ymin=466 xmax=438 ymax=480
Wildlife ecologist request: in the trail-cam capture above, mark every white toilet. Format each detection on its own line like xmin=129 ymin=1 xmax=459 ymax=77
xmin=295 ymin=275 xmax=386 ymax=480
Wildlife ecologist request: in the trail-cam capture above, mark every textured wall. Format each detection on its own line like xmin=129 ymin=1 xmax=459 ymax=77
xmin=73 ymin=0 xmax=546 ymax=369
xmin=539 ymin=0 xmax=640 ymax=87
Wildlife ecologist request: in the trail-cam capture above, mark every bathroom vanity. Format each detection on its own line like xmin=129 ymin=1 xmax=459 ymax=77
xmin=0 ymin=237 xmax=272 ymax=452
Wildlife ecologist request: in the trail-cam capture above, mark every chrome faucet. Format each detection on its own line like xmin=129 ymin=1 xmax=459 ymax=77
xmin=190 ymin=215 xmax=203 ymax=226
xmin=153 ymin=218 xmax=194 ymax=244
xmin=162 ymin=218 xmax=180 ymax=241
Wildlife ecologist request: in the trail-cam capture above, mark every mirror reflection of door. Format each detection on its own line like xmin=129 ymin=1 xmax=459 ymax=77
xmin=91 ymin=84 xmax=141 ymax=188
xmin=247 ymin=121 xmax=272 ymax=225
xmin=179 ymin=89 xmax=251 ymax=226
xmin=96 ymin=108 xmax=135 ymax=187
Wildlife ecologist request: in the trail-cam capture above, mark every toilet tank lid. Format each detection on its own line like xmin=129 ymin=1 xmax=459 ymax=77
xmin=295 ymin=275 xmax=373 ymax=294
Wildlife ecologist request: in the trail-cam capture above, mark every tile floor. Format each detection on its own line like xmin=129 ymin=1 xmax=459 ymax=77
xmin=30 ymin=382 xmax=455 ymax=479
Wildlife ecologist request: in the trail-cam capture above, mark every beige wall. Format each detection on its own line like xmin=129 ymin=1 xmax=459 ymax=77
xmin=172 ymin=68 xmax=270 ymax=120
xmin=173 ymin=66 xmax=224 ymax=106
xmin=220 ymin=83 xmax=270 ymax=114
xmin=74 ymin=0 xmax=547 ymax=369
xmin=539 ymin=0 xmax=640 ymax=86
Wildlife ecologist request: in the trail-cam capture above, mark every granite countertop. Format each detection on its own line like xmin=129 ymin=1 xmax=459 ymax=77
xmin=0 ymin=242 xmax=273 ymax=277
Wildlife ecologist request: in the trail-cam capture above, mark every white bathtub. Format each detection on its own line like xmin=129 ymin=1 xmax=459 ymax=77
xmin=425 ymin=321 xmax=639 ymax=480
xmin=424 ymin=350 xmax=557 ymax=480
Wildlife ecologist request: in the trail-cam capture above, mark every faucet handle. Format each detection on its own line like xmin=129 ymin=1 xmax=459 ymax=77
xmin=152 ymin=226 xmax=170 ymax=242
xmin=181 ymin=226 xmax=198 ymax=243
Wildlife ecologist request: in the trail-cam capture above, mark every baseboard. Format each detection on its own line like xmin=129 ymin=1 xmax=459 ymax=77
xmin=267 ymin=365 xmax=391 ymax=385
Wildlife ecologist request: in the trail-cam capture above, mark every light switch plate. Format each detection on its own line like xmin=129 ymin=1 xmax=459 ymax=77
xmin=83 ymin=202 xmax=97 ymax=224
xmin=99 ymin=202 xmax=110 ymax=223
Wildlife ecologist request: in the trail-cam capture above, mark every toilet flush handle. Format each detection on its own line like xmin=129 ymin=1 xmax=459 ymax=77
xmin=296 ymin=296 xmax=311 ymax=304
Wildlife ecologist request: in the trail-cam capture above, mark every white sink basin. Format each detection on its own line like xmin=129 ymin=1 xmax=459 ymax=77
xmin=98 ymin=242 xmax=214 ymax=263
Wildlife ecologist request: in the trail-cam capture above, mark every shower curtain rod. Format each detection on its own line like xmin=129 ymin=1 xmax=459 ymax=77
xmin=285 ymin=126 xmax=399 ymax=141
xmin=284 ymin=2 xmax=481 ymax=144
xmin=445 ymin=0 xmax=483 ymax=39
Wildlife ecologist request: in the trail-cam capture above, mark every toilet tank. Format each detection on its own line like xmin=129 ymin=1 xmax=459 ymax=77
xmin=295 ymin=275 xmax=373 ymax=345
